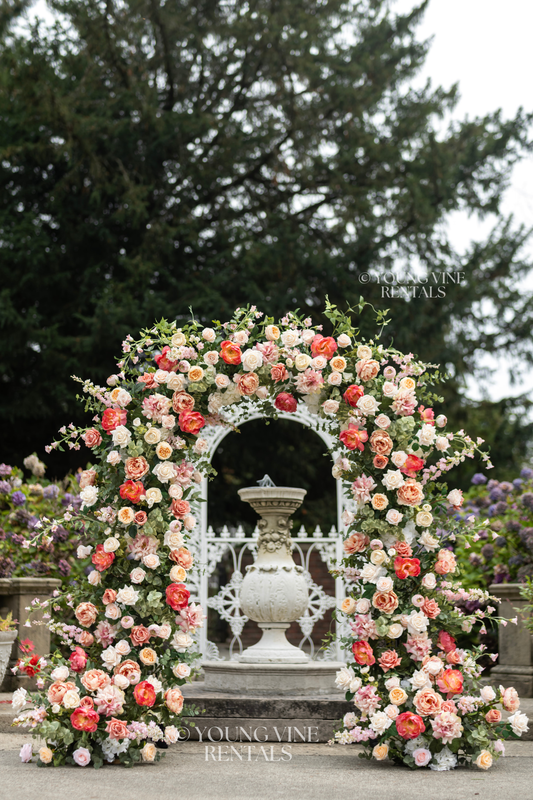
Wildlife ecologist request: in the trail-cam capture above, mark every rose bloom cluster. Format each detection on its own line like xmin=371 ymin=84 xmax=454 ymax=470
xmin=328 ymin=338 xmax=527 ymax=768
xmin=19 ymin=304 xmax=519 ymax=769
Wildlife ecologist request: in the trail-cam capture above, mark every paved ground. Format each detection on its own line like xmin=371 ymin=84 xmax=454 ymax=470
xmin=1 ymin=732 xmax=533 ymax=800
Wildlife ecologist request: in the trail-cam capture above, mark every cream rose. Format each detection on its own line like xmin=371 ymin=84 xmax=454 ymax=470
xmin=143 ymin=553 xmax=160 ymax=570
xmin=382 ymin=470 xmax=405 ymax=491
xmin=327 ymin=371 xmax=342 ymax=385
xmin=215 ymin=373 xmax=231 ymax=389
xmin=337 ymin=334 xmax=351 ymax=348
xmin=265 ymin=325 xmax=280 ymax=341
xmin=294 ymin=352 xmax=312 ymax=371
xmin=386 ymin=509 xmax=403 ymax=525
xmin=145 ymin=487 xmax=162 ymax=507
xmin=391 ymin=451 xmax=408 ymax=468
xmin=388 ymin=623 xmax=404 ymax=638
xmin=118 ymin=507 xmax=135 ymax=525
xmin=156 ymin=441 xmax=173 ymax=460
xmin=153 ymin=461 xmax=176 ymax=483
xmin=418 ymin=530 xmax=439 ymax=551
xmin=62 ymin=689 xmax=81 ymax=709
xmin=370 ymin=549 xmax=388 ymax=566
xmin=130 ymin=567 xmax=146 ymax=584
xmin=435 ymin=436 xmax=450 ymax=451
xmin=421 ymin=573 xmax=437 ymax=590
xmin=357 ymin=345 xmax=373 ymax=359
xmin=416 ymin=511 xmax=433 ymax=527
xmin=166 ymin=373 xmax=185 ymax=391
xmin=103 ymin=537 xmax=120 ymax=553
xmin=164 ymin=529 xmax=184 ymax=548
xmin=202 ymin=327 xmax=216 ymax=342
xmin=382 ymin=381 xmax=398 ymax=398
xmin=116 ymin=585 xmax=140 ymax=605
xmin=107 ymin=450 xmax=122 ymax=466
xmin=330 ymin=356 xmax=347 ymax=372
xmin=280 ymin=330 xmax=300 ymax=348
xmin=357 ymin=395 xmax=380 ymax=416
xmin=112 ymin=425 xmax=131 ymax=447
xmin=88 ymin=570 xmax=101 ymax=586
xmin=417 ymin=424 xmax=436 ymax=447
xmin=144 ymin=426 xmax=161 ymax=445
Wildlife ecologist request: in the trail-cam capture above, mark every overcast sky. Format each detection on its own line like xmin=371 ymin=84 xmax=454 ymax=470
xmin=27 ymin=0 xmax=533 ymax=401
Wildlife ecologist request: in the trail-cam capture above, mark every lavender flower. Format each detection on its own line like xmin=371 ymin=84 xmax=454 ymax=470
xmin=520 ymin=467 xmax=533 ymax=480
xmin=520 ymin=493 xmax=533 ymax=511
xmin=0 ymin=464 xmax=12 ymax=477
xmin=11 ymin=491 xmax=26 ymax=506
xmin=43 ymin=485 xmax=60 ymax=500
xmin=0 ymin=481 xmax=11 ymax=494
xmin=471 ymin=473 xmax=487 ymax=485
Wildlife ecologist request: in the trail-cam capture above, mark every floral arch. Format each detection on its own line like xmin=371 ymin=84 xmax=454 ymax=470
xmin=12 ymin=301 xmax=528 ymax=771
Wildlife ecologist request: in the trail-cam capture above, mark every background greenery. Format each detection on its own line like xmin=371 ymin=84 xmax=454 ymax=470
xmin=1 ymin=0 xmax=533 ymax=528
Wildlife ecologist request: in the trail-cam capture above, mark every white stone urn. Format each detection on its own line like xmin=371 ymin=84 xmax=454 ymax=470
xmin=238 ymin=486 xmax=309 ymax=663
xmin=0 ymin=630 xmax=17 ymax=689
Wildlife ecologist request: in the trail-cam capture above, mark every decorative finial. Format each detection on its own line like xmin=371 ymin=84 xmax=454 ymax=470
xmin=257 ymin=474 xmax=276 ymax=487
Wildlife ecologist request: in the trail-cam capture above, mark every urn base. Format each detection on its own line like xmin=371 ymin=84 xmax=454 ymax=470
xmin=238 ymin=623 xmax=309 ymax=664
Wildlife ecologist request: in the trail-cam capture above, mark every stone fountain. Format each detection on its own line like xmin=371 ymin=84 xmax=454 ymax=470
xmin=200 ymin=478 xmax=345 ymax=696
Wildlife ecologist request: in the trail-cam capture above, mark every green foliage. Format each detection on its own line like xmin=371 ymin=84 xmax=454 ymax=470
xmin=1 ymin=0 xmax=533 ymax=482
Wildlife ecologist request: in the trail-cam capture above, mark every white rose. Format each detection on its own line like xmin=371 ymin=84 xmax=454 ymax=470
xmin=62 ymin=690 xmax=81 ymax=709
xmin=168 ymin=483 xmax=183 ymax=499
xmin=337 ymin=334 xmax=351 ymax=348
xmin=301 ymin=329 xmax=315 ymax=345
xmin=422 ymin=657 xmax=444 ymax=676
xmin=417 ymin=424 xmax=436 ymax=447
xmin=374 ymin=414 xmax=391 ymax=429
xmin=435 ymin=436 xmax=450 ymax=451
xmin=384 ymin=676 xmax=401 ymax=690
xmin=113 ymin=674 xmax=130 ymax=690
xmin=391 ymin=451 xmax=408 ymax=468
xmin=77 ymin=545 xmax=93 ymax=559
xmin=370 ymin=711 xmax=393 ymax=735
xmin=145 ymin=487 xmax=162 ymax=507
xmin=388 ymin=623 xmax=404 ymax=638
xmin=88 ymin=570 xmax=101 ymax=586
xmin=164 ymin=529 xmax=184 ymax=548
xmin=335 ymin=666 xmax=356 ymax=691
xmin=508 ymin=712 xmax=529 ymax=736
xmin=193 ymin=438 xmax=209 ymax=455
xmin=130 ymin=567 xmax=146 ymax=583
xmin=382 ymin=381 xmax=398 ymax=398
xmin=418 ymin=530 xmax=439 ymax=551
xmin=360 ymin=563 xmax=386 ymax=583
xmin=144 ymin=426 xmax=161 ymax=445
xmin=51 ymin=666 xmax=70 ymax=682
xmin=385 ymin=509 xmax=403 ymax=526
xmin=357 ymin=345 xmax=373 ymax=359
xmin=12 ymin=688 xmax=28 ymax=713
xmin=102 ymin=537 xmax=120 ymax=553
xmin=382 ymin=470 xmax=405 ymax=491
xmin=357 ymin=395 xmax=380 ymax=416
xmin=204 ymin=350 xmax=219 ymax=366
xmin=101 ymin=646 xmax=122 ymax=669
xmin=154 ymin=370 xmax=169 ymax=384
xmin=153 ymin=462 xmax=176 ymax=483
xmin=233 ymin=330 xmax=249 ymax=346
xmin=107 ymin=451 xmax=122 ymax=466
xmin=480 ymin=686 xmax=496 ymax=703
xmin=422 ymin=573 xmax=437 ymax=590
xmin=280 ymin=330 xmax=301 ymax=348
xmin=116 ymin=585 xmax=140 ymax=605
xmin=80 ymin=485 xmax=98 ymax=509
xmin=406 ymin=611 xmax=429 ymax=635
xmin=166 ymin=373 xmax=185 ymax=391
xmin=447 ymin=489 xmax=463 ymax=507
xmin=240 ymin=349 xmax=263 ymax=372
xmin=202 ymin=327 xmax=216 ymax=342
xmin=294 ymin=353 xmax=312 ymax=371
xmin=171 ymin=331 xmax=186 ymax=347
xmin=171 ymin=631 xmax=193 ymax=652
xmin=328 ymin=372 xmax=342 ymax=386
xmin=376 ymin=576 xmax=394 ymax=592
xmin=143 ymin=553 xmax=160 ymax=569
xmin=112 ymin=425 xmax=132 ymax=447
xmin=410 ymin=669 xmax=431 ymax=690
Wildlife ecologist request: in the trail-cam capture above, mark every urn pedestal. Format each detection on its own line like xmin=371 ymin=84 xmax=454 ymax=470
xmin=237 ymin=486 xmax=309 ymax=664
xmin=489 ymin=583 xmax=533 ymax=697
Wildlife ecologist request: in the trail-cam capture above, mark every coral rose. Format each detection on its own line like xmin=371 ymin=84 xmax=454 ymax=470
xmin=130 ymin=626 xmax=152 ymax=647
xmin=436 ymin=669 xmax=464 ymax=695
xmin=101 ymin=408 xmax=127 ymax=432
xmin=397 ymin=480 xmax=425 ymax=507
xmin=125 ymin=456 xmax=150 ymax=481
xmin=413 ymin=688 xmax=443 ymax=717
xmin=220 ymin=340 xmax=242 ymax=365
xmin=395 ymin=711 xmax=426 ymax=740
xmin=133 ymin=681 xmax=156 ymax=707
xmin=92 ymin=543 xmax=115 ymax=572
xmin=343 ymin=384 xmax=364 ymax=407
xmin=166 ymin=582 xmax=191 ymax=611
xmin=373 ymin=455 xmax=389 ymax=469
xmin=352 ymin=640 xmax=376 ymax=666
xmin=178 ymin=410 xmax=206 ymax=435
xmin=75 ymin=602 xmax=98 ymax=627
xmin=394 ymin=557 xmax=421 ymax=579
xmin=170 ymin=547 xmax=194 ymax=570
xmin=393 ymin=540 xmax=412 ymax=557
xmin=271 ymin=364 xmax=289 ymax=383
xmin=400 ymin=454 xmax=425 ymax=477
xmin=70 ymin=706 xmax=100 ymax=732
xmin=274 ymin=393 xmax=297 ymax=412
xmin=82 ymin=428 xmax=102 ymax=448
xmin=171 ymin=499 xmax=191 ymax=519
xmin=378 ymin=650 xmax=402 ymax=673
xmin=106 ymin=717 xmax=130 ymax=740
xmin=437 ymin=630 xmax=456 ymax=653
xmin=420 ymin=598 xmax=441 ymax=619
xmin=155 ymin=345 xmax=178 ymax=371
xmin=165 ymin=687 xmax=184 ymax=714
xmin=434 ymin=549 xmax=457 ymax=575
xmin=339 ymin=424 xmax=368 ymax=451
xmin=485 ymin=709 xmax=502 ymax=724
xmin=311 ymin=335 xmax=338 ymax=360
xmin=119 ymin=480 xmax=145 ymax=504
xmin=69 ymin=647 xmax=88 ymax=673
xmin=343 ymin=532 xmax=370 ymax=554
xmin=102 ymin=589 xmax=117 ymax=606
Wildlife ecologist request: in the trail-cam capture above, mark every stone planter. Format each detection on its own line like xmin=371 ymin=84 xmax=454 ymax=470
xmin=489 ymin=583 xmax=533 ymax=697
xmin=0 ymin=630 xmax=17 ymax=689
xmin=0 ymin=578 xmax=61 ymax=691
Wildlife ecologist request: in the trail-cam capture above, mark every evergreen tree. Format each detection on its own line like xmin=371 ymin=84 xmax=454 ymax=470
xmin=1 ymin=0 xmax=532 ymax=487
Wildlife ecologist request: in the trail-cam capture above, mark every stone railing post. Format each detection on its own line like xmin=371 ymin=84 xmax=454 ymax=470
xmin=489 ymin=583 xmax=533 ymax=697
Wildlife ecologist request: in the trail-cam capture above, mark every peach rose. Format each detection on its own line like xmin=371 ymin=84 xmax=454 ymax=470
xmin=369 ymin=430 xmax=393 ymax=456
xmin=356 ymin=359 xmax=380 ymax=381
xmin=139 ymin=647 xmax=158 ymax=666
xmin=341 ymin=597 xmax=357 ymax=615
xmin=118 ymin=507 xmax=135 ymax=525
xmin=501 ymin=687 xmax=520 ymax=712
xmin=78 ymin=631 xmax=94 ymax=647
xmin=237 ymin=372 xmax=259 ymax=396
xmin=373 ymin=455 xmax=389 ymax=469
xmin=330 ymin=356 xmax=347 ymax=372
xmin=75 ymin=602 xmax=98 ymax=628
xmin=372 ymin=744 xmax=389 ymax=761
xmin=170 ymin=547 xmax=194 ymax=570
xmin=47 ymin=681 xmax=76 ymax=704
xmin=124 ymin=456 xmax=150 ymax=480
xmin=165 ymin=688 xmax=184 ymax=714
xmin=397 ymin=480 xmax=425 ymax=507
xmin=434 ymin=549 xmax=457 ymax=575
xmin=79 ymin=469 xmax=96 ymax=489
xmin=172 ymin=391 xmax=195 ymax=413
xmin=81 ymin=669 xmax=111 ymax=692
xmin=102 ymin=589 xmax=117 ymax=606
xmin=378 ymin=650 xmax=402 ymax=673
xmin=389 ymin=687 xmax=408 ymax=705
xmin=114 ymin=660 xmax=141 ymax=685
xmin=188 ymin=366 xmax=204 ymax=383
xmin=413 ymin=688 xmax=443 ymax=717
xmin=82 ymin=428 xmax=102 ymax=448
xmin=106 ymin=717 xmax=130 ymax=740
xmin=343 ymin=532 xmax=370 ymax=554
xmin=420 ymin=598 xmax=441 ymax=619
xmin=485 ymin=709 xmax=502 ymax=724
xmin=371 ymin=493 xmax=389 ymax=511
xmin=130 ymin=625 xmax=152 ymax=646
xmin=271 ymin=363 xmax=289 ymax=383
xmin=155 ymin=441 xmax=173 ymax=460
xmin=475 ymin=750 xmax=493 ymax=770
xmin=372 ymin=591 xmax=399 ymax=614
